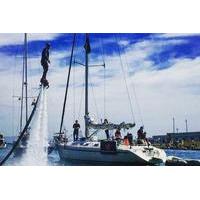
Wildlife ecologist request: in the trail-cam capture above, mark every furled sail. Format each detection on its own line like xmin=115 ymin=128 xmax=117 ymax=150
xmin=85 ymin=115 xmax=135 ymax=130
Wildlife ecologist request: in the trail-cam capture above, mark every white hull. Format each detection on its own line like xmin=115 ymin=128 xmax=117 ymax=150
xmin=57 ymin=141 xmax=166 ymax=165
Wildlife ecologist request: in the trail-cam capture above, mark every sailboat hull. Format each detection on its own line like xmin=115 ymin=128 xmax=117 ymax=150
xmin=56 ymin=142 xmax=166 ymax=165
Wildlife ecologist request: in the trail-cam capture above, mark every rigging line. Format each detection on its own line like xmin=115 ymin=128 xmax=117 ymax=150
xmin=75 ymin=36 xmax=85 ymax=121
xmin=114 ymin=34 xmax=135 ymax=123
xmin=104 ymin=66 xmax=106 ymax=119
xmin=117 ymin=34 xmax=144 ymax=126
xmin=27 ymin=52 xmax=34 ymax=101
xmin=12 ymin=50 xmax=18 ymax=136
xmin=72 ymin=35 xmax=79 ymax=122
xmin=77 ymin=82 xmax=84 ymax=121
xmin=0 ymin=89 xmax=41 ymax=166
xmin=73 ymin=55 xmax=76 ymax=122
xmin=16 ymin=96 xmax=20 ymax=135
xmin=89 ymin=71 xmax=100 ymax=121
xmin=132 ymin=82 xmax=144 ymax=126
xmin=59 ymin=34 xmax=76 ymax=133
xmin=92 ymin=84 xmax=100 ymax=121
xmin=99 ymin=37 xmax=106 ymax=119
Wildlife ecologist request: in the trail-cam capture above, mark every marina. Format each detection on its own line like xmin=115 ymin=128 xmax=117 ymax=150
xmin=1 ymin=3 xmax=200 ymax=200
xmin=0 ymin=33 xmax=200 ymax=166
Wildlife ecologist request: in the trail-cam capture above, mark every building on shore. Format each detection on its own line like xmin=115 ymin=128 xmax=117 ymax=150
xmin=152 ymin=131 xmax=200 ymax=144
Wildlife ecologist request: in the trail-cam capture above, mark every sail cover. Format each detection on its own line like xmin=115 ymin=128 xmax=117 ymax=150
xmin=85 ymin=115 xmax=135 ymax=130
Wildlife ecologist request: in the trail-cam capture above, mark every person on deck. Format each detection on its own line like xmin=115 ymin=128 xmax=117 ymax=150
xmin=123 ymin=135 xmax=129 ymax=146
xmin=127 ymin=132 xmax=133 ymax=149
xmin=40 ymin=43 xmax=51 ymax=85
xmin=137 ymin=126 xmax=144 ymax=144
xmin=104 ymin=119 xmax=110 ymax=140
xmin=115 ymin=129 xmax=122 ymax=145
xmin=143 ymin=132 xmax=150 ymax=146
xmin=73 ymin=120 xmax=80 ymax=141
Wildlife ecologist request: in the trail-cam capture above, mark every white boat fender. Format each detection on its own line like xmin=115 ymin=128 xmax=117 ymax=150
xmin=83 ymin=142 xmax=89 ymax=146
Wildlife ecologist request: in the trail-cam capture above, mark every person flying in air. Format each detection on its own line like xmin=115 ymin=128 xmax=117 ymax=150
xmin=40 ymin=43 xmax=50 ymax=87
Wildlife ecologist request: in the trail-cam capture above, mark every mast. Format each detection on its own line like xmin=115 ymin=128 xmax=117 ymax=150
xmin=19 ymin=33 xmax=28 ymax=132
xmin=84 ymin=34 xmax=91 ymax=138
xmin=24 ymin=33 xmax=28 ymax=123
xmin=59 ymin=34 xmax=76 ymax=134
xmin=19 ymin=49 xmax=25 ymax=133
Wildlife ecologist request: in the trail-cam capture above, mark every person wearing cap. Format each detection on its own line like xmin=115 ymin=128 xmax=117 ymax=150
xmin=41 ymin=43 xmax=51 ymax=84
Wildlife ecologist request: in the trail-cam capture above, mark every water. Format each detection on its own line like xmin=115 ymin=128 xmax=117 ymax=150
xmin=20 ymin=87 xmax=48 ymax=165
xmin=1 ymin=144 xmax=200 ymax=166
xmin=165 ymin=149 xmax=200 ymax=160
xmin=2 ymin=88 xmax=49 ymax=166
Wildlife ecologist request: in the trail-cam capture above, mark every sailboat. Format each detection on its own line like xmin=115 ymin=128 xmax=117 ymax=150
xmin=13 ymin=33 xmax=30 ymax=155
xmin=55 ymin=34 xmax=167 ymax=165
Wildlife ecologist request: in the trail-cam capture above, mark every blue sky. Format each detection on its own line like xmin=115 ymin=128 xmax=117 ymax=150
xmin=1 ymin=33 xmax=200 ymax=68
xmin=0 ymin=33 xmax=200 ymax=137
xmin=1 ymin=33 xmax=200 ymax=71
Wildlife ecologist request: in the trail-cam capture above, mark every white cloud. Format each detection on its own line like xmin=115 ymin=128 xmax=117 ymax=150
xmin=118 ymin=40 xmax=130 ymax=47
xmin=128 ymin=57 xmax=200 ymax=134
xmin=0 ymin=33 xmax=60 ymax=46
xmin=157 ymin=33 xmax=200 ymax=38
xmin=28 ymin=33 xmax=60 ymax=42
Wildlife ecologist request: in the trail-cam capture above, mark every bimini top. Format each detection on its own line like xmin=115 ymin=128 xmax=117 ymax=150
xmin=85 ymin=115 xmax=135 ymax=130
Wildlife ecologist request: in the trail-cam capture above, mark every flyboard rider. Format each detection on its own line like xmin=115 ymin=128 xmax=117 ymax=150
xmin=40 ymin=43 xmax=50 ymax=88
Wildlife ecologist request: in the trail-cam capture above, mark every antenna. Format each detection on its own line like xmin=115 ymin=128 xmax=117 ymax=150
xmin=185 ymin=119 xmax=188 ymax=133
xmin=173 ymin=117 xmax=175 ymax=133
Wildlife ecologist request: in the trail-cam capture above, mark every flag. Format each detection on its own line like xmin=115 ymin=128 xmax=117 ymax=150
xmin=84 ymin=34 xmax=91 ymax=54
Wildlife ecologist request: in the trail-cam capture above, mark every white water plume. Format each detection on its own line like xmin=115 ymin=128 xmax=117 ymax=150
xmin=20 ymin=87 xmax=49 ymax=165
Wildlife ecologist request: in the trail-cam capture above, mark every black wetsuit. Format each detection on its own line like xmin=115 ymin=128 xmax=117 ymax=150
xmin=73 ymin=123 xmax=80 ymax=141
xmin=41 ymin=47 xmax=50 ymax=82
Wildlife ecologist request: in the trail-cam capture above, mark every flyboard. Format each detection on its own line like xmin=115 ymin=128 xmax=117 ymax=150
xmin=40 ymin=78 xmax=49 ymax=89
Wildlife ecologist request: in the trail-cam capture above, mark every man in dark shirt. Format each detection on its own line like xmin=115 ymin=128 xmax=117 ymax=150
xmin=73 ymin=120 xmax=80 ymax=141
xmin=137 ymin=126 xmax=145 ymax=144
xmin=104 ymin=119 xmax=110 ymax=140
xmin=40 ymin=43 xmax=50 ymax=86
xmin=137 ymin=126 xmax=144 ymax=139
